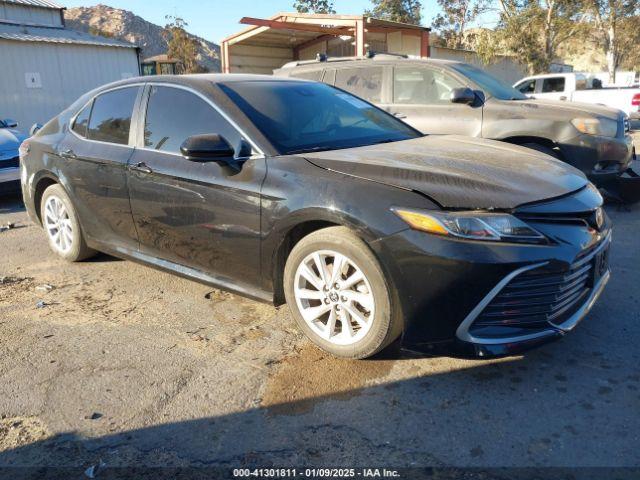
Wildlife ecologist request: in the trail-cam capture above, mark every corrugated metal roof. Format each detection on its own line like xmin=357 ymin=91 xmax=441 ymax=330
xmin=1 ymin=0 xmax=63 ymax=10
xmin=0 ymin=23 xmax=138 ymax=48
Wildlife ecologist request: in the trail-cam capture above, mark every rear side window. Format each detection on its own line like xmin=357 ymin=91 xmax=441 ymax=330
xmin=87 ymin=87 xmax=138 ymax=145
xmin=72 ymin=102 xmax=92 ymax=138
xmin=516 ymin=79 xmax=536 ymax=94
xmin=143 ymin=86 xmax=242 ymax=155
xmin=290 ymin=70 xmax=323 ymax=81
xmin=335 ymin=67 xmax=383 ymax=103
xmin=542 ymin=77 xmax=565 ymax=93
xmin=393 ymin=67 xmax=463 ymax=105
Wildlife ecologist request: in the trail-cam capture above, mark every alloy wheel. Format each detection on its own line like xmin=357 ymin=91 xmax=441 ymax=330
xmin=44 ymin=195 xmax=73 ymax=254
xmin=293 ymin=249 xmax=375 ymax=345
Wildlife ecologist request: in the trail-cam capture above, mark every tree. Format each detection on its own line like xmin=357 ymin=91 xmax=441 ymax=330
xmin=432 ymin=0 xmax=489 ymax=49
xmin=293 ymin=0 xmax=336 ymax=14
xmin=365 ymin=0 xmax=422 ymax=25
xmin=583 ymin=0 xmax=640 ymax=83
xmin=162 ymin=15 xmax=205 ymax=74
xmin=479 ymin=0 xmax=586 ymax=74
xmin=619 ymin=15 xmax=640 ymax=73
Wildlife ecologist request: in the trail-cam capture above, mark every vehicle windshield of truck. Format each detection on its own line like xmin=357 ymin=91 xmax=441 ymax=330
xmin=220 ymin=80 xmax=422 ymax=155
xmin=452 ymin=64 xmax=528 ymax=101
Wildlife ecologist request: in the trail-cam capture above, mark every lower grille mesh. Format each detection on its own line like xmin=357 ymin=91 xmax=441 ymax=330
xmin=470 ymin=240 xmax=607 ymax=331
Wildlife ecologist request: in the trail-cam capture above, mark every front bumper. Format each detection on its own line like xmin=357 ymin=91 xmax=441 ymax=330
xmin=370 ymin=210 xmax=612 ymax=359
xmin=560 ymin=133 xmax=634 ymax=184
xmin=453 ymin=251 xmax=610 ymax=358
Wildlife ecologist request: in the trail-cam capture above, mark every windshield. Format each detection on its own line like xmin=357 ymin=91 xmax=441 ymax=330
xmin=0 ymin=120 xmax=6 ymax=128
xmin=219 ymin=81 xmax=421 ymax=155
xmin=451 ymin=63 xmax=528 ymax=101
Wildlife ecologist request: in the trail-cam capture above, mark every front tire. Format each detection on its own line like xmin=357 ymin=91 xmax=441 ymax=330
xmin=40 ymin=184 xmax=95 ymax=262
xmin=283 ymin=226 xmax=400 ymax=359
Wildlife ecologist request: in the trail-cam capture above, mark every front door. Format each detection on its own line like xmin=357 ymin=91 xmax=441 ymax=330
xmin=127 ymin=84 xmax=266 ymax=288
xmin=384 ymin=65 xmax=483 ymax=137
xmin=57 ymin=86 xmax=142 ymax=249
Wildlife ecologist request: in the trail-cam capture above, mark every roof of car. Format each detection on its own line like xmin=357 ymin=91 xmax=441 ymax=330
xmin=276 ymin=55 xmax=465 ymax=71
xmin=99 ymin=73 xmax=308 ymax=90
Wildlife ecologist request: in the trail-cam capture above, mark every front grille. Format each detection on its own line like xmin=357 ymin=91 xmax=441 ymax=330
xmin=0 ymin=156 xmax=19 ymax=169
xmin=470 ymin=239 xmax=608 ymax=332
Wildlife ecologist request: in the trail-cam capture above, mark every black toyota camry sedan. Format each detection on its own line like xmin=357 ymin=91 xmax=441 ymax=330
xmin=19 ymin=74 xmax=611 ymax=359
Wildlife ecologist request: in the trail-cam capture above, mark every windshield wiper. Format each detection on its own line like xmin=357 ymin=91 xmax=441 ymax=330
xmin=286 ymin=146 xmax=335 ymax=155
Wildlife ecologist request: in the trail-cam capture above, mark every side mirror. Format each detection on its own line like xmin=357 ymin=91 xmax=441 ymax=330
xmin=3 ymin=118 xmax=18 ymax=128
xmin=30 ymin=123 xmax=43 ymax=136
xmin=450 ymin=87 xmax=476 ymax=105
xmin=180 ymin=134 xmax=235 ymax=162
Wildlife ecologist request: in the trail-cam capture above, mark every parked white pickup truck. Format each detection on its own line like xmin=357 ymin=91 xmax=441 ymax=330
xmin=514 ymin=72 xmax=640 ymax=119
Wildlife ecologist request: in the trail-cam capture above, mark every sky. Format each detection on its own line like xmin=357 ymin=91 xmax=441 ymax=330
xmin=53 ymin=0 xmax=496 ymax=44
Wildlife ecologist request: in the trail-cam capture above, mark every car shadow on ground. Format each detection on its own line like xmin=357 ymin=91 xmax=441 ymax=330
xmin=0 ymin=335 xmax=638 ymax=477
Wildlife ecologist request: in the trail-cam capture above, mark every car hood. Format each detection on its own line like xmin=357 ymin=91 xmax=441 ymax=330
xmin=302 ymin=135 xmax=589 ymax=209
xmin=0 ymin=128 xmax=26 ymax=155
xmin=522 ymin=98 xmax=622 ymax=120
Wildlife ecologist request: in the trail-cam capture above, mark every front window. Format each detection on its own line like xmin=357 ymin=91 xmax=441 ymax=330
xmin=516 ymin=79 xmax=536 ymax=94
xmin=393 ymin=67 xmax=464 ymax=104
xmin=219 ymin=80 xmax=421 ymax=155
xmin=451 ymin=63 xmax=528 ymax=101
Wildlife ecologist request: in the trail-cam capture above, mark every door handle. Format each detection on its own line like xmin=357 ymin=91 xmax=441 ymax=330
xmin=392 ymin=112 xmax=407 ymax=119
xmin=560 ymin=96 xmax=567 ymax=101
xmin=130 ymin=162 xmax=153 ymax=174
xmin=59 ymin=148 xmax=76 ymax=159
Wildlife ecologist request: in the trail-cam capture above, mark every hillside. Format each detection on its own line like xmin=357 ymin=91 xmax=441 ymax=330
xmin=64 ymin=4 xmax=221 ymax=72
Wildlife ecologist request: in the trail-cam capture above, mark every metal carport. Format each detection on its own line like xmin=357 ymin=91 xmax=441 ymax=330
xmin=221 ymin=12 xmax=430 ymax=74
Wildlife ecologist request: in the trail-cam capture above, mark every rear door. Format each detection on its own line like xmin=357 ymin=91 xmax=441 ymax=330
xmin=537 ymin=76 xmax=567 ymax=101
xmin=127 ymin=84 xmax=266 ymax=288
xmin=386 ymin=65 xmax=483 ymax=136
xmin=58 ymin=85 xmax=142 ymax=249
xmin=334 ymin=65 xmax=387 ymax=105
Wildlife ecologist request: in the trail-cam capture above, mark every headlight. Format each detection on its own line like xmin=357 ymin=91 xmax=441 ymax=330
xmin=571 ymin=117 xmax=618 ymax=138
xmin=392 ymin=208 xmax=546 ymax=243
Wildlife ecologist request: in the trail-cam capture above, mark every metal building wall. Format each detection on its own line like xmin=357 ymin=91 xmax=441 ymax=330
xmin=0 ymin=40 xmax=139 ymax=130
xmin=0 ymin=3 xmax=61 ymax=26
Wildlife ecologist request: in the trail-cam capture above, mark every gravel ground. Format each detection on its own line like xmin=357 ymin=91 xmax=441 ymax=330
xmin=0 ymin=137 xmax=639 ymax=475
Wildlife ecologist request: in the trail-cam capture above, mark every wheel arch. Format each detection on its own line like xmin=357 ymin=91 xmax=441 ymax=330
xmin=268 ymin=208 xmax=384 ymax=306
xmin=32 ymin=172 xmax=62 ymax=226
xmin=501 ymin=136 xmax=564 ymax=159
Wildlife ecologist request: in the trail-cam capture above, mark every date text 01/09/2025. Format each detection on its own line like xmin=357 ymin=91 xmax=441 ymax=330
xmin=232 ymin=468 xmax=401 ymax=478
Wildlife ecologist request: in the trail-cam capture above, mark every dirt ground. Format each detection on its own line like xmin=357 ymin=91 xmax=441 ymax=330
xmin=0 ymin=135 xmax=639 ymax=475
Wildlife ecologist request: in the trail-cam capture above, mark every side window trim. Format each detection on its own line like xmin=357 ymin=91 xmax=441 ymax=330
xmin=69 ymin=84 xmax=145 ymax=147
xmin=70 ymin=98 xmax=94 ymax=139
xmin=137 ymin=82 xmax=265 ymax=159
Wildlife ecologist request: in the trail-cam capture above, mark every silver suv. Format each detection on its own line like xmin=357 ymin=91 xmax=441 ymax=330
xmin=275 ymin=55 xmax=635 ymax=185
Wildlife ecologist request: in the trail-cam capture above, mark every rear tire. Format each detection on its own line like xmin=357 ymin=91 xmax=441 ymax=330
xmin=283 ymin=226 xmax=400 ymax=359
xmin=40 ymin=184 xmax=95 ymax=262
